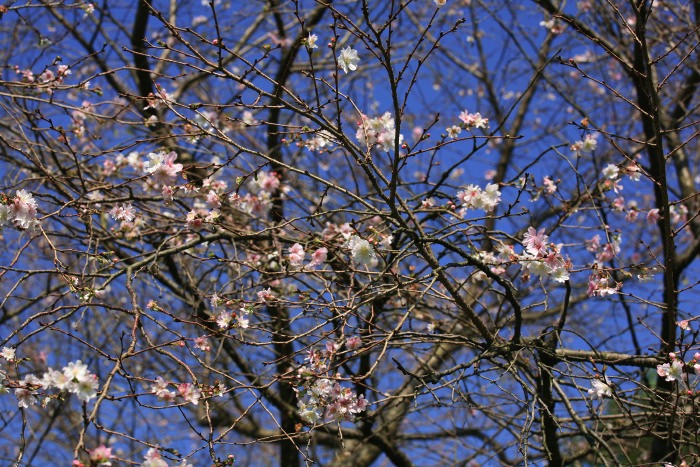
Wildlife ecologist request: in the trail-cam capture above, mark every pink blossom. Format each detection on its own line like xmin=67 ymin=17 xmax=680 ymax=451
xmin=194 ymin=336 xmax=210 ymax=352
xmin=458 ymin=110 xmax=489 ymax=129
xmin=625 ymin=209 xmax=639 ymax=223
xmin=587 ymin=274 xmax=620 ymax=297
xmin=671 ymin=204 xmax=688 ymax=224
xmin=1 ymin=346 xmax=15 ymax=362
xmin=206 ymin=190 xmax=221 ymax=208
xmin=308 ymin=247 xmax=328 ymax=268
xmin=356 ymin=112 xmax=404 ymax=151
xmin=542 ymin=176 xmax=557 ymax=194
xmin=458 ymin=184 xmax=481 ymax=208
xmin=657 ymin=360 xmax=684 ymax=382
xmin=151 ymin=376 xmax=176 ymax=402
xmin=162 ymin=185 xmax=175 ymax=205
xmin=178 ymin=383 xmax=202 ymax=405
xmin=145 ymin=151 xmax=183 ymax=186
xmin=522 ymin=227 xmax=549 ymax=257
xmin=186 ymin=209 xmax=204 ymax=230
xmin=10 ymin=190 xmax=39 ymax=229
xmin=325 ymin=340 xmax=340 ymax=355
xmin=257 ymin=287 xmax=274 ymax=302
xmin=346 ymin=336 xmax=362 ymax=350
xmin=216 ymin=309 xmax=234 ymax=329
xmin=588 ymin=377 xmax=612 ymax=399
xmin=89 ymin=445 xmax=114 ymax=464
xmin=143 ymin=448 xmax=168 ymax=467
xmin=596 ymin=239 xmax=620 ymax=264
xmin=109 ymin=203 xmax=135 ymax=222
xmin=288 ymin=243 xmax=305 ymax=268
xmin=248 ymin=171 xmax=280 ymax=194
xmin=646 ymin=209 xmax=660 ymax=224
xmin=15 ymin=387 xmax=38 ymax=408
xmin=585 ymin=235 xmax=601 ymax=253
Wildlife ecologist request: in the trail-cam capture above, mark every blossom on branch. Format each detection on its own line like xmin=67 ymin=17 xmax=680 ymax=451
xmin=657 ymin=360 xmax=684 ymax=383
xmin=338 ymin=46 xmax=360 ymax=73
xmin=457 ymin=183 xmax=501 ymax=213
xmin=347 ymin=235 xmax=377 ymax=267
xmin=588 ymin=376 xmax=612 ymax=399
xmin=1 ymin=190 xmax=39 ymax=230
xmin=144 ymin=151 xmax=183 ymax=186
xmin=356 ymin=112 xmax=404 ymax=152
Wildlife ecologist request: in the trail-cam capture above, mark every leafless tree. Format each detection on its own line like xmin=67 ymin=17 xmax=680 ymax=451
xmin=0 ymin=1 xmax=699 ymax=466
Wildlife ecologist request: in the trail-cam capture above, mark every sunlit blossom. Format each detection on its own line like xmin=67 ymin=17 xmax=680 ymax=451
xmin=588 ymin=377 xmax=612 ymax=399
xmin=338 ymin=46 xmax=360 ymax=73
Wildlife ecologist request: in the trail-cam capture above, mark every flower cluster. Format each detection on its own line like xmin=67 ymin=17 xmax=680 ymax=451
xmin=143 ymin=84 xmax=174 ymax=111
xmin=570 ymin=134 xmax=597 ymax=154
xmin=0 ymin=356 xmax=100 ymax=408
xmin=458 ymin=109 xmax=489 ymax=129
xmin=302 ymin=130 xmax=335 ymax=152
xmin=456 ymin=183 xmax=501 ymax=213
xmin=540 ymin=16 xmax=565 ymax=34
xmin=88 ymin=444 xmax=114 ymax=466
xmin=0 ymin=190 xmax=39 ymax=230
xmin=150 ymin=376 xmax=204 ymax=405
xmin=109 ymin=203 xmax=136 ymax=222
xmin=471 ymin=228 xmax=570 ymax=283
xmin=520 ymin=227 xmax=570 ymax=282
xmin=587 ymin=271 xmax=621 ymax=297
xmin=144 ymin=151 xmax=183 ymax=186
xmin=651 ymin=332 xmax=700 ymax=401
xmin=586 ymin=234 xmax=621 ymax=266
xmin=657 ymin=358 xmax=686 ymax=384
xmin=229 ymin=171 xmax=282 ymax=216
xmin=14 ymin=64 xmax=72 ymax=92
xmin=295 ymin=344 xmax=368 ymax=424
xmin=657 ymin=348 xmax=700 ymax=388
xmin=287 ymin=243 xmax=329 ymax=270
xmin=356 ymin=112 xmax=404 ymax=152
xmin=210 ymin=296 xmax=256 ymax=331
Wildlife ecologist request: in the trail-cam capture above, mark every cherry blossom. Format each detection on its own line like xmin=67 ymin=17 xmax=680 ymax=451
xmin=657 ymin=360 xmax=684 ymax=383
xmin=338 ymin=46 xmax=360 ymax=73
xmin=142 ymin=448 xmax=168 ymax=467
xmin=178 ymin=383 xmax=202 ymax=405
xmin=588 ymin=377 xmax=612 ymax=399
xmin=288 ymin=243 xmax=306 ymax=268
xmin=356 ymin=112 xmax=404 ymax=152
xmin=1 ymin=347 xmax=16 ymax=362
xmin=457 ymin=183 xmax=501 ymax=213
xmin=1 ymin=189 xmax=39 ymax=230
xmin=571 ymin=134 xmax=597 ymax=154
xmin=347 ymin=235 xmax=377 ymax=267
xmin=89 ymin=445 xmax=114 ymax=466
xmin=308 ymin=247 xmax=328 ymax=268
xmin=522 ymin=227 xmax=549 ymax=257
xmin=109 ymin=203 xmax=136 ymax=222
xmin=458 ymin=110 xmax=489 ymax=129
xmin=446 ymin=125 xmax=462 ymax=138
xmin=307 ymin=33 xmax=318 ymax=49
xmin=144 ymin=151 xmax=183 ymax=186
